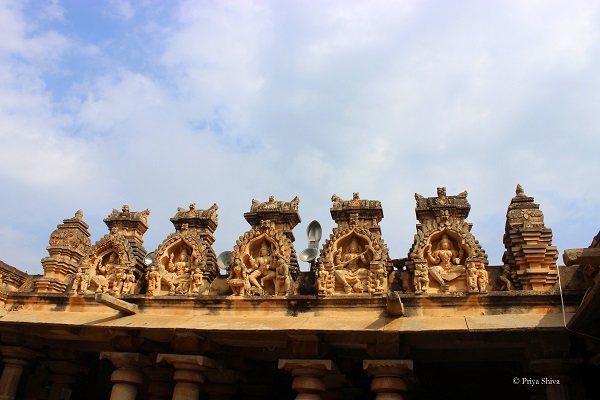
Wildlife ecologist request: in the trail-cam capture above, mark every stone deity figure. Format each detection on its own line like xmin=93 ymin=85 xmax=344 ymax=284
xmin=227 ymin=256 xmax=248 ymax=296
xmin=334 ymin=238 xmax=370 ymax=294
xmin=371 ymin=264 xmax=387 ymax=293
xmin=146 ymin=266 xmax=160 ymax=296
xmin=191 ymin=268 xmax=203 ymax=293
xmin=274 ymin=258 xmax=291 ymax=295
xmin=317 ymin=265 xmax=330 ymax=296
xmin=476 ymin=263 xmax=488 ymax=294
xmin=467 ymin=264 xmax=478 ymax=293
xmin=413 ymin=264 xmax=429 ymax=294
xmin=72 ymin=268 xmax=89 ymax=293
xmin=114 ymin=268 xmax=126 ymax=294
xmin=169 ymin=247 xmax=192 ymax=275
xmin=248 ymin=242 xmax=277 ymax=292
xmin=121 ymin=269 xmax=135 ymax=294
xmin=425 ymin=235 xmax=466 ymax=290
xmin=93 ymin=252 xmax=119 ymax=293
xmin=498 ymin=265 xmax=515 ymax=291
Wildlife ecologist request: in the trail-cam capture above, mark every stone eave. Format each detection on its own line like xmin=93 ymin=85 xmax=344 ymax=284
xmin=0 ymin=291 xmax=582 ymax=334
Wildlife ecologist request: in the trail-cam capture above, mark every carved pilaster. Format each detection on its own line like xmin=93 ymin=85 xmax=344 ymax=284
xmin=156 ymin=354 xmax=220 ymax=400
xmin=364 ymin=360 xmax=414 ymax=400
xmin=279 ymin=359 xmax=336 ymax=400
xmin=0 ymin=346 xmax=43 ymax=400
xmin=100 ymin=352 xmax=151 ymax=400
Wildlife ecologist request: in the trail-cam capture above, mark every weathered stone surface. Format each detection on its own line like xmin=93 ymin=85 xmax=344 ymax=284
xmin=503 ymin=185 xmax=559 ymax=290
xmin=406 ymin=188 xmax=488 ymax=294
xmin=317 ymin=193 xmax=392 ymax=296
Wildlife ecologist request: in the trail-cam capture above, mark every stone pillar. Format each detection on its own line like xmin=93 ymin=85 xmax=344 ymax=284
xmin=42 ymin=360 xmax=87 ymax=400
xmin=529 ymin=358 xmax=583 ymax=400
xmin=279 ymin=359 xmax=336 ymax=400
xmin=0 ymin=346 xmax=42 ymax=400
xmin=364 ymin=360 xmax=413 ymax=400
xmin=156 ymin=354 xmax=220 ymax=400
xmin=100 ymin=352 xmax=151 ymax=400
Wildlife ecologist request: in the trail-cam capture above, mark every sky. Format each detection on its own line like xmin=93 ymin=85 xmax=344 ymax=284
xmin=1 ymin=0 xmax=599 ymax=275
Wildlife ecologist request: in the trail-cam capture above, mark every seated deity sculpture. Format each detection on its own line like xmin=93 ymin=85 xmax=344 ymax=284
xmin=92 ymin=252 xmax=119 ymax=293
xmin=425 ymin=235 xmax=466 ymax=289
xmin=334 ymin=238 xmax=370 ymax=294
xmin=227 ymin=256 xmax=249 ymax=296
xmin=163 ymin=247 xmax=192 ymax=294
xmin=247 ymin=242 xmax=277 ymax=293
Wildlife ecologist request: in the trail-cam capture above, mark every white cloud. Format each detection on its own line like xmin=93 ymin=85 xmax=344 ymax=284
xmin=1 ymin=1 xmax=600 ymax=273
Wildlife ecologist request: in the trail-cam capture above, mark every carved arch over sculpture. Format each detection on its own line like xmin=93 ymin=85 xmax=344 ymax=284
xmin=78 ymin=233 xmax=138 ymax=295
xmin=229 ymin=220 xmax=296 ymax=296
xmin=149 ymin=230 xmax=210 ymax=296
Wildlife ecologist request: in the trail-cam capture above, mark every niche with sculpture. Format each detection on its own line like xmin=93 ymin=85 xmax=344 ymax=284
xmin=228 ymin=221 xmax=295 ymax=296
xmin=75 ymin=234 xmax=139 ymax=296
xmin=148 ymin=230 xmax=210 ymax=296
xmin=407 ymin=188 xmax=489 ymax=294
xmin=317 ymin=193 xmax=392 ymax=296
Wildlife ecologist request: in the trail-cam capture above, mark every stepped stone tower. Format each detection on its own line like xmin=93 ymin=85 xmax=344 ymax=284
xmin=36 ymin=210 xmax=91 ymax=293
xmin=503 ymin=185 xmax=558 ymax=290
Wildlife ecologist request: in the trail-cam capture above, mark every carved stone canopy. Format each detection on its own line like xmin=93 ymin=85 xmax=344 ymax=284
xmin=245 ymin=196 xmax=300 ymax=242
xmin=148 ymin=204 xmax=219 ymax=296
xmin=103 ymin=205 xmax=150 ymax=242
xmin=317 ymin=193 xmax=391 ymax=296
xmin=228 ymin=197 xmax=301 ymax=297
xmin=408 ymin=188 xmax=488 ymax=294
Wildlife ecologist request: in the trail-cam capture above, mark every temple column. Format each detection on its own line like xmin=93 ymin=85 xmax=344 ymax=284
xmin=529 ymin=358 xmax=583 ymax=400
xmin=156 ymin=354 xmax=220 ymax=400
xmin=100 ymin=352 xmax=151 ymax=400
xmin=42 ymin=360 xmax=87 ymax=400
xmin=0 ymin=346 xmax=42 ymax=400
xmin=364 ymin=360 xmax=413 ymax=400
xmin=279 ymin=359 xmax=335 ymax=400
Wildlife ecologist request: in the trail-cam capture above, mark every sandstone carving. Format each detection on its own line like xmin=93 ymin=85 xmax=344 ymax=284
xmin=37 ymin=210 xmax=91 ymax=293
xmin=147 ymin=203 xmax=219 ymax=296
xmin=228 ymin=197 xmax=300 ymax=296
xmin=317 ymin=193 xmax=392 ymax=296
xmin=502 ymin=185 xmax=559 ymax=290
xmin=72 ymin=206 xmax=149 ymax=296
xmin=407 ymin=188 xmax=488 ymax=294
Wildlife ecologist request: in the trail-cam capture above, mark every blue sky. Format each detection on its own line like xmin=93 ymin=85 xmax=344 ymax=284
xmin=1 ymin=0 xmax=599 ymax=274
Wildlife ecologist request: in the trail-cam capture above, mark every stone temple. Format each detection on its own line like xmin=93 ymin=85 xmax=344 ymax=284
xmin=0 ymin=186 xmax=598 ymax=399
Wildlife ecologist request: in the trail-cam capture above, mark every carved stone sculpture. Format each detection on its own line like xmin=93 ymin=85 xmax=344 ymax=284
xmin=228 ymin=197 xmax=300 ymax=296
xmin=407 ymin=188 xmax=488 ymax=294
xmin=37 ymin=210 xmax=91 ymax=293
xmin=317 ymin=193 xmax=392 ymax=296
xmin=498 ymin=265 xmax=516 ymax=291
xmin=74 ymin=205 xmax=149 ymax=296
xmin=502 ymin=185 xmax=559 ymax=290
xmin=147 ymin=203 xmax=219 ymax=296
